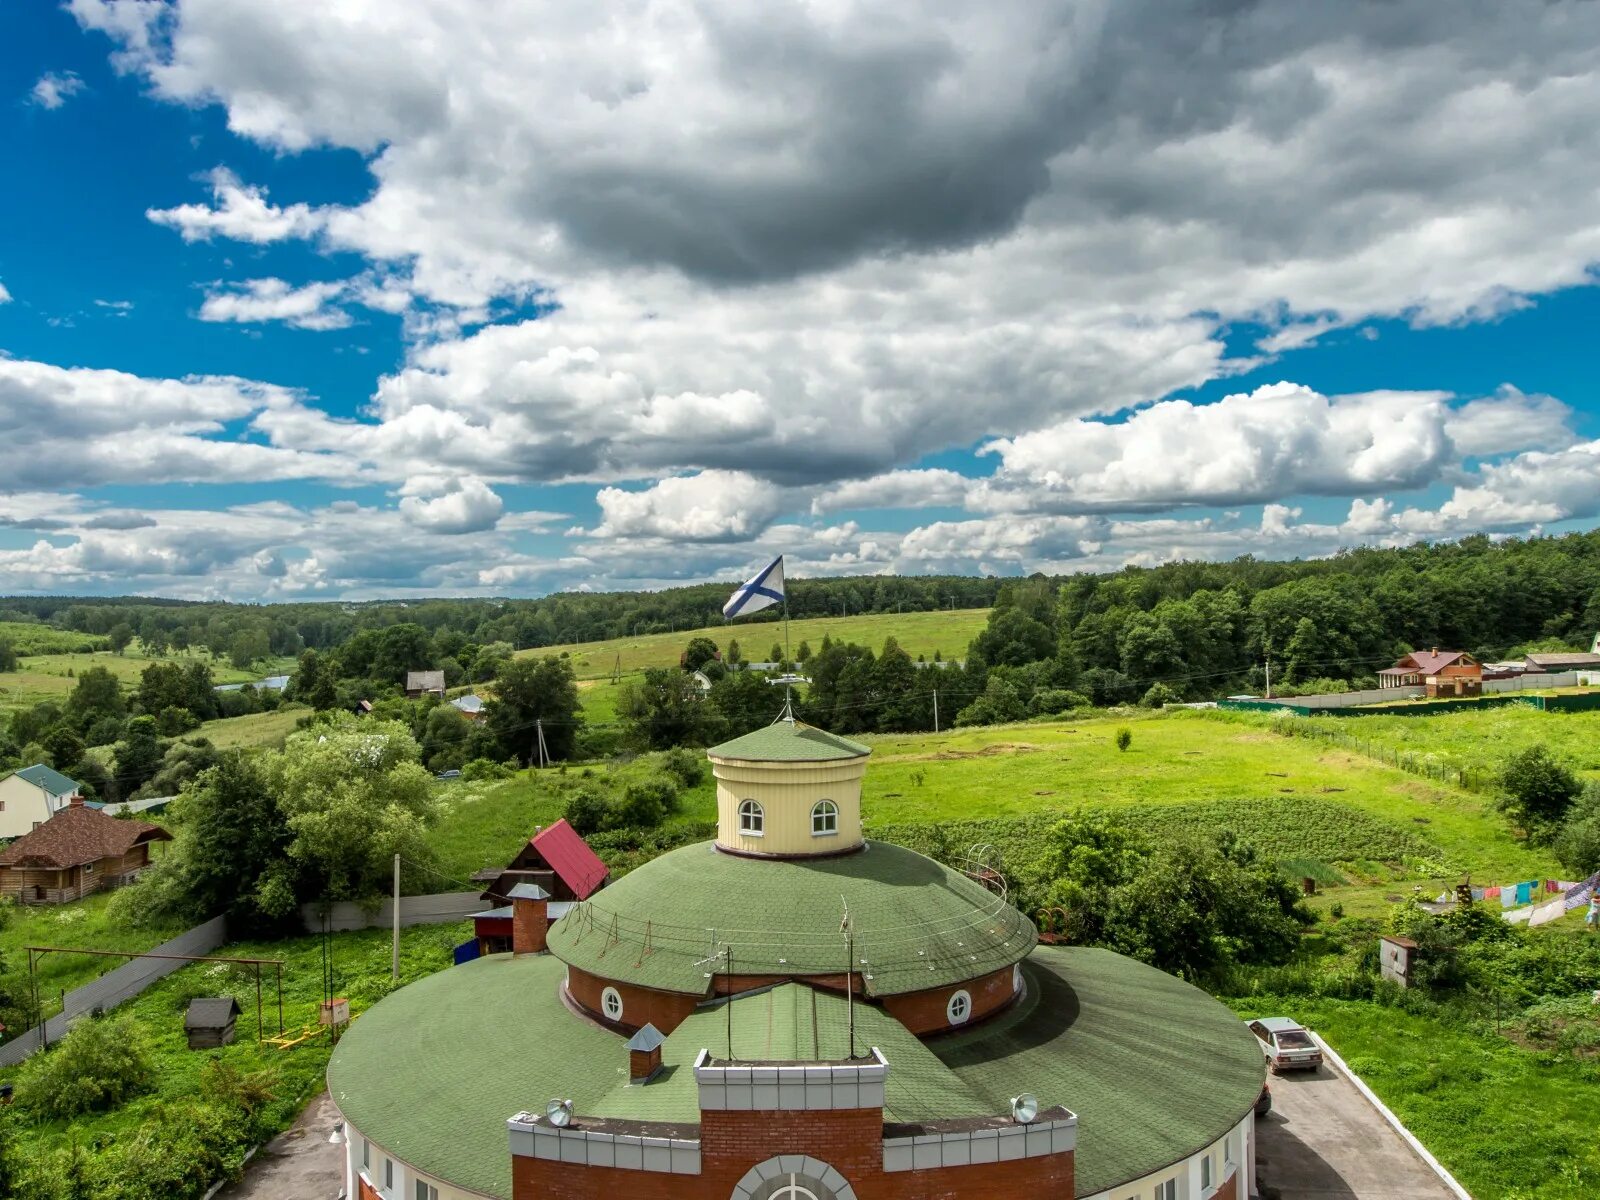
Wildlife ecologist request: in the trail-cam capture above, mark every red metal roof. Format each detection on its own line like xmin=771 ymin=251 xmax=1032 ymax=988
xmin=530 ymin=818 xmax=608 ymax=900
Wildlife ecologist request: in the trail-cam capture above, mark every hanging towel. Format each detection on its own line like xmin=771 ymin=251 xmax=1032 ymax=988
xmin=1470 ymin=887 xmax=1486 ymax=901
xmin=1501 ymin=887 xmax=1516 ymax=908
xmin=1485 ymin=886 xmax=1501 ymax=899
xmin=1546 ymin=880 xmax=1561 ymax=894
xmin=1515 ymin=881 xmax=1533 ymax=905
xmin=1503 ymin=905 xmax=1535 ymax=924
xmin=1529 ymin=896 xmax=1566 ymax=927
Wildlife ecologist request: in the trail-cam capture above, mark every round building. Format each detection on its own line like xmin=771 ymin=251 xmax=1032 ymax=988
xmin=329 ymin=719 xmax=1264 ymax=1200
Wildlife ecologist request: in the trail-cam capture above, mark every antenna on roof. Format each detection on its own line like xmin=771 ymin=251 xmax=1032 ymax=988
xmin=840 ymin=897 xmax=856 ymax=1060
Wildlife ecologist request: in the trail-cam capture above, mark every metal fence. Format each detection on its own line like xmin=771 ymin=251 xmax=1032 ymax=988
xmin=297 ymin=890 xmax=482 ymax=933
xmin=0 ymin=914 xmax=228 ymax=1068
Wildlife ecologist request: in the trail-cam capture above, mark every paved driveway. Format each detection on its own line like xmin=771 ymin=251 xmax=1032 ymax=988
xmin=216 ymin=1089 xmax=345 ymax=1200
xmin=1255 ymin=1062 xmax=1456 ymax=1200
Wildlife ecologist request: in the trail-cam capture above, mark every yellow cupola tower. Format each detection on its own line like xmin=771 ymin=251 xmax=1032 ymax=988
xmin=705 ymin=718 xmax=871 ymax=857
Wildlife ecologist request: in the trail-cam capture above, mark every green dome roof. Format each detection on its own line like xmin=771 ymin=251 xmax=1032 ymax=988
xmin=328 ymin=947 xmax=1265 ymax=1200
xmin=547 ymin=839 xmax=1034 ymax=997
xmin=707 ymin=719 xmax=870 ymax=762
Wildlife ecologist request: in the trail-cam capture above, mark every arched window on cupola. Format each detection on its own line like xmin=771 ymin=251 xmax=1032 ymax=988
xmin=811 ymin=800 xmax=838 ymax=836
xmin=739 ymin=799 xmax=764 ymax=835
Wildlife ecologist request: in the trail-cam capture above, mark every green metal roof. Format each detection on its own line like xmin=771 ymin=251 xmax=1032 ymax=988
xmin=590 ymin=983 xmax=993 ymax=1125
xmin=935 ymin=946 xmax=1266 ymax=1197
xmin=707 ymin=719 xmax=870 ymax=762
xmin=328 ymin=946 xmax=1262 ymax=1199
xmin=14 ymin=763 xmax=79 ymax=795
xmin=546 ymin=840 xmax=1035 ymax=997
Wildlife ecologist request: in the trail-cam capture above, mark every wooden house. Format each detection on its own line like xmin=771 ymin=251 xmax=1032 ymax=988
xmin=185 ymin=997 xmax=242 ymax=1048
xmin=474 ymin=819 xmax=609 ymax=906
xmin=1377 ymin=649 xmax=1482 ymax=697
xmin=405 ymin=670 xmax=447 ymax=699
xmin=0 ymin=797 xmax=171 ymax=904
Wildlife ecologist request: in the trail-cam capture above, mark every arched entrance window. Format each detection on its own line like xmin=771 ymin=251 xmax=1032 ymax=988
xmin=732 ymin=1156 xmax=856 ymax=1200
xmin=810 ymin=799 xmax=838 ymax=836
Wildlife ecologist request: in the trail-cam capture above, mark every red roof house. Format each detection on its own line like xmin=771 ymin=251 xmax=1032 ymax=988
xmin=0 ymin=796 xmax=171 ymax=905
xmin=1378 ymin=649 xmax=1482 ymax=697
xmin=475 ymin=819 xmax=609 ymax=905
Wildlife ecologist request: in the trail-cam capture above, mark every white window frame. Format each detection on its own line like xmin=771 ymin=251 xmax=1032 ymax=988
xmin=384 ymin=1157 xmax=394 ymax=1189
xmin=1155 ymin=1178 xmax=1178 ymax=1200
xmin=362 ymin=1138 xmax=371 ymax=1169
xmin=601 ymin=986 xmax=624 ymax=1022
xmin=1202 ymin=1152 xmax=1213 ymax=1191
xmin=415 ymin=1180 xmax=440 ymax=1200
xmin=738 ymin=799 xmax=764 ymax=836
xmin=810 ymin=799 xmax=838 ymax=836
xmin=946 ymin=989 xmax=972 ymax=1025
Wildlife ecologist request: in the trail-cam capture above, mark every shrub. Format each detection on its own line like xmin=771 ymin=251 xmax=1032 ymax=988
xmin=1115 ymin=727 xmax=1132 ymax=752
xmin=1030 ymin=688 xmax=1091 ymax=716
xmin=1497 ymin=744 xmax=1581 ymax=842
xmin=460 ymin=757 xmax=514 ymax=782
xmin=1140 ymin=682 xmax=1182 ymax=708
xmin=15 ymin=1013 xmax=155 ymax=1119
xmin=612 ymin=775 xmax=679 ymax=829
xmin=563 ymin=787 xmax=612 ymax=837
xmin=659 ymin=746 xmax=706 ymax=789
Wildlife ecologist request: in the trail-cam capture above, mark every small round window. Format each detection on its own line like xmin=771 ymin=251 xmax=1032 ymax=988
xmin=811 ymin=800 xmax=838 ymax=836
xmin=601 ymin=986 xmax=624 ymax=1022
xmin=739 ymin=799 xmax=764 ymax=835
xmin=946 ymin=989 xmax=972 ymax=1025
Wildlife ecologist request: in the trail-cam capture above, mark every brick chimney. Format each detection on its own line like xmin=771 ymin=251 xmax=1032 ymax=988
xmin=68 ymin=794 xmax=85 ymax=808
xmin=626 ymin=1023 xmax=665 ymax=1083
xmin=508 ymin=882 xmax=550 ymax=954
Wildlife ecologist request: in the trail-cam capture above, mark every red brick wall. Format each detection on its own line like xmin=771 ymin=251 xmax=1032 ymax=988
xmin=1215 ymin=1169 xmax=1238 ymax=1200
xmin=514 ymin=897 xmax=548 ymax=953
xmin=880 ymin=965 xmax=1017 ymax=1035
xmin=513 ymin=1108 xmax=1073 ymax=1200
xmin=565 ymin=965 xmax=700 ymax=1033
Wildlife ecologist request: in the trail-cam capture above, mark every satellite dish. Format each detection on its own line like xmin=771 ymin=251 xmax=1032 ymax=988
xmin=1010 ymin=1093 xmax=1039 ymax=1125
xmin=546 ymin=1098 xmax=574 ymax=1128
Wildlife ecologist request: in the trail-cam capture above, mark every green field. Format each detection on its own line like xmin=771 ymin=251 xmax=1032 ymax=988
xmin=195 ymin=704 xmax=311 ymax=750
xmin=0 ymin=621 xmax=105 ymax=656
xmin=0 ymin=649 xmax=279 ymax=712
xmin=1245 ymin=704 xmax=1600 ymax=783
xmin=520 ymin=607 xmax=990 ymax=679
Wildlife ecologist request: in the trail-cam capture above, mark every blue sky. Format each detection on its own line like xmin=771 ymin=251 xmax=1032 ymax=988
xmin=3 ymin=1 xmax=1600 ymax=600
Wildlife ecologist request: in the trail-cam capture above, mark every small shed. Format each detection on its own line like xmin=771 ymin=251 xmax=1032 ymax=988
xmin=185 ymin=997 xmax=242 ymax=1048
xmin=1379 ymin=935 xmax=1419 ymax=988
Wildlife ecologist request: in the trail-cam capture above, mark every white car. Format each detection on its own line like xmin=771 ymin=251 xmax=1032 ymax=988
xmin=1248 ymin=1017 xmax=1323 ymax=1073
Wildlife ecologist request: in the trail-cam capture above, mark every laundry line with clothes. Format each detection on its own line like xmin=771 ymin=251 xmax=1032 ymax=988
xmin=1432 ymin=872 xmax=1600 ymax=927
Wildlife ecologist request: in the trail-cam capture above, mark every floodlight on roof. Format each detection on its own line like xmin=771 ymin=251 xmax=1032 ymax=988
xmin=1010 ymin=1094 xmax=1039 ymax=1125
xmin=328 ymin=1121 xmax=346 ymax=1146
xmin=546 ymin=1098 xmax=574 ymax=1128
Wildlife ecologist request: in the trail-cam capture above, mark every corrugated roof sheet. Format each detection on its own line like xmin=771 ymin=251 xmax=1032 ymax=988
xmin=406 ymin=670 xmax=446 ymax=691
xmin=708 ymin=719 xmax=870 ymax=762
xmin=530 ymin=819 xmax=608 ymax=900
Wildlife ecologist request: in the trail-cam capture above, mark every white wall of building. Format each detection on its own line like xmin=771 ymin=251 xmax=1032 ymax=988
xmin=1078 ymin=1112 xmax=1254 ymax=1200
xmin=0 ymin=774 xmax=66 ymax=840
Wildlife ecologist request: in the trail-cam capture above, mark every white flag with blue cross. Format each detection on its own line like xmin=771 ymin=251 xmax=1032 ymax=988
xmin=723 ymin=555 xmax=785 ymax=619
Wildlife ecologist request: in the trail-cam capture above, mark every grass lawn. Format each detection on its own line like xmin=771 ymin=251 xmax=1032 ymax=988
xmin=576 ymin=673 xmax=641 ymax=723
xmin=1229 ymin=994 xmax=1600 ymax=1199
xmin=0 ymin=891 xmax=192 ymax=1011
xmin=519 ymin=607 xmax=990 ymax=679
xmin=0 ymin=921 xmax=470 ymax=1175
xmin=0 ymin=621 xmax=105 ymax=656
xmin=195 ymin=704 xmax=311 ymax=750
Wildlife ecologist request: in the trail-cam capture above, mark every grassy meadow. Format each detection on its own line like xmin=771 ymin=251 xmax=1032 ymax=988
xmin=520 ymin=607 xmax=990 ymax=678
xmin=0 ymin=622 xmax=105 ymax=656
xmin=194 ymin=704 xmax=311 ymax=750
xmin=0 ymin=892 xmax=192 ymax=1010
xmin=0 ymin=647 xmax=281 ymax=713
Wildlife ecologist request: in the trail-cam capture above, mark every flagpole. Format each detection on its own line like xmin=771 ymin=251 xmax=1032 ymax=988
xmin=781 ymin=556 xmax=794 ymax=722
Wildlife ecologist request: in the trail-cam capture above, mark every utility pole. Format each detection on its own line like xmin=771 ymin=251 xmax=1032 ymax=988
xmin=535 ymin=718 xmax=549 ymax=768
xmin=1264 ymin=639 xmax=1274 ymax=700
xmin=932 ymin=687 xmax=940 ymax=733
xmin=391 ymin=853 xmax=401 ymax=980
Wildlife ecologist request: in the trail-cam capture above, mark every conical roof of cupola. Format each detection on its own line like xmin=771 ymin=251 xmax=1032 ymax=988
xmin=707 ymin=718 xmax=870 ymax=762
